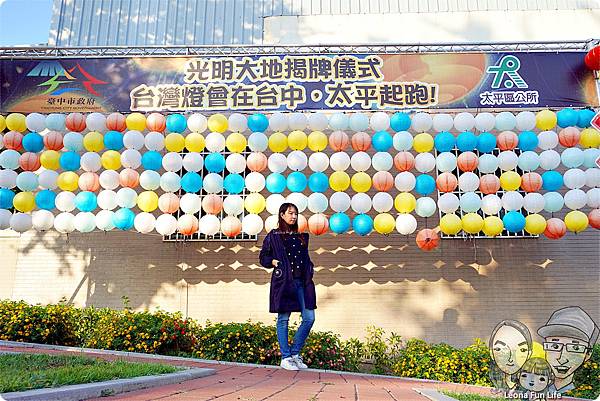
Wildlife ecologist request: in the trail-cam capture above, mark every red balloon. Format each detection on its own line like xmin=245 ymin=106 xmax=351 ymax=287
xmin=372 ymin=171 xmax=394 ymax=192
xmin=584 ymin=45 xmax=600 ymax=71
xmin=79 ymin=172 xmax=100 ymax=191
xmin=146 ymin=113 xmax=166 ymax=132
xmin=351 ymin=132 xmax=371 ymax=151
xmin=558 ymin=127 xmax=580 ymax=148
xmin=416 ymin=229 xmax=439 ymax=251
xmin=106 ymin=113 xmax=127 ymax=132
xmin=119 ymin=168 xmax=139 ymax=188
xmin=589 ymin=209 xmax=600 ymax=230
xmin=221 ymin=217 xmax=242 ymax=238
xmin=66 ymin=112 xmax=87 ymax=132
xmin=329 ymin=130 xmax=349 ymax=152
xmin=436 ymin=172 xmax=458 ymax=192
xmin=544 ymin=218 xmax=566 ymax=240
xmin=19 ymin=152 xmax=41 ymax=171
xmin=177 ymin=215 xmax=198 ymax=236
xmin=308 ymin=213 xmax=329 ymax=235
xmin=159 ymin=193 xmax=180 ymax=214
xmin=393 ymin=151 xmax=415 ymax=171
xmin=3 ymin=131 xmax=23 ymax=150
xmin=297 ymin=214 xmax=308 ymax=233
xmin=521 ymin=172 xmax=542 ymax=193
xmin=480 ymin=174 xmax=500 ymax=194
xmin=43 ymin=131 xmax=64 ymax=150
xmin=247 ymin=152 xmax=267 ymax=172
xmin=202 ymin=194 xmax=223 ymax=215
xmin=497 ymin=131 xmax=518 ymax=151
xmin=457 ymin=151 xmax=478 ymax=172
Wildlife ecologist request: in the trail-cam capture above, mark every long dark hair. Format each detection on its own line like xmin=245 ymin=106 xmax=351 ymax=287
xmin=277 ymin=202 xmax=306 ymax=246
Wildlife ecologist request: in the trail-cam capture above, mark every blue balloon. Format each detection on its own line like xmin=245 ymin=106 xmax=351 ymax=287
xmin=434 ymin=131 xmax=455 ymax=152
xmin=390 ymin=113 xmax=411 ymax=132
xmin=22 ymin=132 xmax=44 ymax=153
xmin=166 ymin=114 xmax=187 ymax=133
xmin=308 ymin=172 xmax=329 ymax=193
xmin=247 ymin=113 xmax=269 ymax=132
xmin=577 ymin=109 xmax=595 ymax=128
xmin=141 ymin=151 xmax=162 ymax=171
xmin=518 ymin=131 xmax=538 ymax=151
xmin=181 ymin=172 xmax=203 ymax=193
xmin=113 ymin=208 xmax=135 ymax=230
xmin=205 ymin=152 xmax=226 ymax=173
xmin=224 ymin=173 xmax=244 ymax=194
xmin=556 ymin=108 xmax=579 ymax=128
xmin=352 ymin=214 xmax=373 ymax=236
xmin=330 ymin=212 xmax=351 ymax=234
xmin=35 ymin=189 xmax=56 ymax=210
xmin=477 ymin=132 xmax=497 ymax=153
xmin=415 ymin=174 xmax=435 ymax=196
xmin=503 ymin=211 xmax=526 ymax=233
xmin=104 ymin=131 xmax=124 ymax=150
xmin=75 ymin=191 xmax=97 ymax=212
xmin=0 ymin=188 xmax=15 ymax=209
xmin=372 ymin=131 xmax=393 ymax=152
xmin=541 ymin=171 xmax=563 ymax=191
xmin=456 ymin=132 xmax=477 ymax=152
xmin=266 ymin=173 xmax=286 ymax=193
xmin=59 ymin=151 xmax=81 ymax=171
xmin=287 ymin=172 xmax=307 ymax=192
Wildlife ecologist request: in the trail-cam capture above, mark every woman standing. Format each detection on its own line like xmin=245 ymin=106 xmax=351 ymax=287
xmin=259 ymin=202 xmax=317 ymax=370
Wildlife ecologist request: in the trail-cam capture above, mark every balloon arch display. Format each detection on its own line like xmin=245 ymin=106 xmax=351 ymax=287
xmin=0 ymin=109 xmax=598 ymax=252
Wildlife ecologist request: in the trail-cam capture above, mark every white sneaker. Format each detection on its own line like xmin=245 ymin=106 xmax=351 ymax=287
xmin=292 ymin=355 xmax=308 ymax=369
xmin=280 ymin=357 xmax=299 ymax=370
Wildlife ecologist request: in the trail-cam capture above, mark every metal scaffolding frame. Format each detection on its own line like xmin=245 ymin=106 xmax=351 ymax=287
xmin=0 ymin=40 xmax=598 ymax=59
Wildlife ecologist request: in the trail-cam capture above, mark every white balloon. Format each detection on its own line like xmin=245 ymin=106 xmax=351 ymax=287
xmin=245 ymin=172 xmax=265 ymax=192
xmin=226 ymin=153 xmax=246 ymax=174
xmin=349 ymin=113 xmax=369 ymax=132
xmin=248 ymin=132 xmax=268 ymax=152
xmin=415 ymin=153 xmax=436 ymax=173
xmin=370 ymin=112 xmax=390 ymax=131
xmin=80 ymin=152 xmax=102 ymax=172
xmin=99 ymin=170 xmax=120 ymax=190
xmin=26 ymin=113 xmax=47 ymax=132
xmin=309 ymin=152 xmax=329 ymax=172
xmin=133 ymin=212 xmax=155 ymax=234
xmin=438 ymin=193 xmax=460 ymax=213
xmin=10 ymin=212 xmax=32 ymax=233
xmin=139 ymin=170 xmax=160 ymax=190
xmin=495 ymin=111 xmax=517 ymax=131
xmin=265 ymin=215 xmax=279 ymax=232
xmin=96 ymin=210 xmax=116 ymax=231
xmin=372 ymin=152 xmax=393 ymax=172
xmin=411 ymin=112 xmax=432 ymax=132
xmin=587 ymin=188 xmax=600 ymax=208
xmin=515 ymin=111 xmax=536 ymax=131
xmin=38 ymin=170 xmax=58 ymax=190
xmin=564 ymin=189 xmax=587 ymax=210
xmin=329 ymin=113 xmax=349 ymax=130
xmin=86 ymin=112 xmax=107 ymax=132
xmin=224 ymin=195 xmax=244 ymax=216
xmin=0 ymin=150 xmax=20 ymax=170
xmin=330 ymin=152 xmax=351 ymax=171
xmin=54 ymin=212 xmax=75 ymax=234
xmin=56 ymin=191 xmax=76 ymax=212
xmin=537 ymin=130 xmax=558 ymax=150
xmin=199 ymin=215 xmax=220 ymax=236
xmin=502 ymin=191 xmax=524 ymax=211
xmin=308 ymin=113 xmax=329 ymax=131
xmin=183 ymin=153 xmax=203 ymax=172
xmin=32 ymin=210 xmax=54 ymax=231
xmin=460 ymin=192 xmax=482 ymax=213
xmin=204 ymin=173 xmax=223 ymax=193
xmin=288 ymin=113 xmax=308 ymax=130
xmin=286 ymin=193 xmax=308 ymax=212
xmin=0 ymin=134 xmax=3 ymax=150
xmin=97 ymin=190 xmax=117 ymax=210
xmin=160 ymin=172 xmax=181 ymax=193
xmin=395 ymin=172 xmax=416 ymax=192
xmin=415 ymin=197 xmax=436 ymax=218
xmin=123 ymin=130 xmax=145 ymax=150
xmin=144 ymin=132 xmax=165 ymax=151
xmin=62 ymin=132 xmax=83 ymax=152
xmin=242 ymin=214 xmax=263 ymax=235
xmin=454 ymin=112 xmax=475 ymax=132
xmin=478 ymin=154 xmax=498 ymax=174
xmin=308 ymin=193 xmax=328 ymax=213
xmin=266 ymin=194 xmax=285 ymax=215
xmin=372 ymin=192 xmax=393 ymax=213
xmin=351 ymin=152 xmax=371 ymax=172
xmin=74 ymin=212 xmax=96 ymax=233
xmin=523 ymin=193 xmax=545 ymax=213
xmin=116 ymin=188 xmax=137 ymax=208
xmin=583 ymin=149 xmax=600 ymax=168
xmin=268 ymin=112 xmax=288 ymax=132
xmin=498 ymin=151 xmax=518 ymax=171
xmin=16 ymin=171 xmax=37 ymax=192
xmin=205 ymin=132 xmax=226 ymax=152
xmin=155 ymin=214 xmax=177 ymax=235
xmin=329 ymin=192 xmax=351 ymax=212
xmin=395 ymin=213 xmax=417 ymax=235
xmin=458 ymin=172 xmax=479 ymax=192
xmin=481 ymin=194 xmax=502 ymax=215
xmin=0 ymin=209 xmax=11 ymax=229
xmin=351 ymin=193 xmax=371 ymax=214
xmin=268 ymin=153 xmax=287 ymax=173
xmin=162 ymin=152 xmax=183 ymax=172
xmin=121 ymin=149 xmax=142 ymax=169
xmin=436 ymin=152 xmax=457 ymax=173
xmin=0 ymin=169 xmax=17 ymax=188
xmin=585 ymin=168 xmax=600 ymax=188
xmin=564 ymin=169 xmax=586 ymax=190
xmin=517 ymin=151 xmax=540 ymax=172
xmin=474 ymin=112 xmax=496 ymax=132
xmin=287 ymin=150 xmax=308 ymax=171
xmin=393 ymin=131 xmax=413 ymax=151
xmin=180 ymin=193 xmax=201 ymax=214
xmin=228 ymin=113 xmax=247 ymax=132
xmin=187 ymin=113 xmax=208 ymax=133
xmin=539 ymin=150 xmax=561 ymax=171
xmin=433 ymin=114 xmax=454 ymax=132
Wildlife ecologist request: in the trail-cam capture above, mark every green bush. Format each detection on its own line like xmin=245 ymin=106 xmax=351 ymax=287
xmin=568 ymin=344 xmax=600 ymax=400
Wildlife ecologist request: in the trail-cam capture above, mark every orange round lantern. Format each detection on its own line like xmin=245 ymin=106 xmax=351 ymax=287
xmin=372 ymin=171 xmax=394 ymax=192
xmin=544 ymin=218 xmax=567 ymax=239
xmin=589 ymin=209 xmax=600 ymax=229
xmin=436 ymin=172 xmax=458 ymax=192
xmin=297 ymin=214 xmax=308 ymax=233
xmin=159 ymin=193 xmax=180 ymax=214
xmin=119 ymin=168 xmax=140 ymax=188
xmin=43 ymin=131 xmax=64 ymax=150
xmin=66 ymin=112 xmax=87 ymax=132
xmin=19 ymin=152 xmax=41 ymax=171
xmin=202 ymin=194 xmax=223 ymax=215
xmin=308 ymin=213 xmax=329 ymax=235
xmin=558 ymin=127 xmax=580 ymax=148
xmin=247 ymin=152 xmax=268 ymax=172
xmin=78 ymin=172 xmax=100 ymax=191
xmin=497 ymin=131 xmax=518 ymax=151
xmin=393 ymin=151 xmax=415 ymax=172
xmin=146 ymin=113 xmax=167 ymax=132
xmin=457 ymin=151 xmax=478 ymax=172
xmin=584 ymin=45 xmax=600 ymax=70
xmin=106 ymin=113 xmax=127 ymax=132
xmin=416 ymin=229 xmax=439 ymax=251
xmin=221 ymin=216 xmax=242 ymax=237
xmin=3 ymin=131 xmax=23 ymax=150
xmin=521 ymin=172 xmax=542 ymax=192
xmin=479 ymin=174 xmax=500 ymax=194
xmin=177 ymin=215 xmax=199 ymax=236
xmin=329 ymin=130 xmax=349 ymax=151
xmin=351 ymin=132 xmax=371 ymax=151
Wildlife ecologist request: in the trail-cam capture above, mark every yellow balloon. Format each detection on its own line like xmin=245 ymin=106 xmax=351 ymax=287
xmin=308 ymin=131 xmax=327 ymax=152
xmin=351 ymin=172 xmax=372 ymax=193
xmin=565 ymin=210 xmax=588 ymax=233
xmin=329 ymin=171 xmax=350 ymax=191
xmin=482 ymin=216 xmax=503 ymax=237
xmin=207 ymin=114 xmax=228 ymax=133
xmin=83 ymin=131 xmax=104 ymax=152
xmin=137 ymin=191 xmax=159 ymax=212
xmin=101 ymin=150 xmax=121 ymax=170
xmin=525 ymin=213 xmax=547 ymax=235
xmin=165 ymin=133 xmax=185 ymax=152
xmin=579 ymin=128 xmax=600 ymax=148
xmin=536 ymin=109 xmax=557 ymax=130
xmin=268 ymin=132 xmax=288 ymax=153
xmin=394 ymin=192 xmax=416 ymax=213
xmin=126 ymin=113 xmax=146 ymax=131
xmin=440 ymin=213 xmax=462 ymax=235
xmin=185 ymin=132 xmax=205 ymax=152
xmin=288 ymin=130 xmax=308 ymax=150
xmin=374 ymin=213 xmax=395 ymax=234
xmin=40 ymin=150 xmax=60 ymax=170
xmin=13 ymin=192 xmax=35 ymax=212
xmin=225 ymin=132 xmax=247 ymax=153
xmin=57 ymin=172 xmax=79 ymax=191
xmin=6 ymin=113 xmax=26 ymax=132
xmin=0 ymin=115 xmax=6 ymax=132
xmin=244 ymin=192 xmax=266 ymax=214
xmin=499 ymin=171 xmax=521 ymax=191
xmin=462 ymin=213 xmax=484 ymax=234
xmin=413 ymin=133 xmax=434 ymax=153
xmin=531 ymin=342 xmax=546 ymax=359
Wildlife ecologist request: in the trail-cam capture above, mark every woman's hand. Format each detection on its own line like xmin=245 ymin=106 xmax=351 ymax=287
xmin=272 ymin=259 xmax=279 ymax=267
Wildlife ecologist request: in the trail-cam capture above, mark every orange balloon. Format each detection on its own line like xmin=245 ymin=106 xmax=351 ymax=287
xmin=221 ymin=217 xmax=242 ymax=237
xmin=78 ymin=172 xmax=100 ymax=191
xmin=177 ymin=215 xmax=199 ymax=236
xmin=589 ymin=209 xmax=600 ymax=229
xmin=479 ymin=174 xmax=500 ymax=194
xmin=297 ymin=214 xmax=308 ymax=233
xmin=329 ymin=130 xmax=349 ymax=151
xmin=436 ymin=172 xmax=458 ymax=192
xmin=308 ymin=213 xmax=329 ymax=235
xmin=457 ymin=151 xmax=478 ymax=172
xmin=119 ymin=168 xmax=140 ymax=188
xmin=393 ymin=151 xmax=415 ymax=172
xmin=158 ymin=193 xmax=180 ymax=214
xmin=66 ymin=112 xmax=87 ymax=132
xmin=416 ymin=229 xmax=439 ymax=251
xmin=558 ymin=127 xmax=580 ymax=148
xmin=247 ymin=152 xmax=268 ymax=172
xmin=43 ymin=131 xmax=64 ymax=150
xmin=146 ymin=112 xmax=166 ymax=132
xmin=544 ymin=218 xmax=566 ymax=239
xmin=372 ymin=171 xmax=394 ymax=192
xmin=3 ymin=131 xmax=23 ymax=150
xmin=202 ymin=194 xmax=223 ymax=215
xmin=19 ymin=152 xmax=41 ymax=171
xmin=497 ymin=131 xmax=518 ymax=151
xmin=521 ymin=172 xmax=542 ymax=192
xmin=351 ymin=132 xmax=371 ymax=151
xmin=106 ymin=113 xmax=127 ymax=132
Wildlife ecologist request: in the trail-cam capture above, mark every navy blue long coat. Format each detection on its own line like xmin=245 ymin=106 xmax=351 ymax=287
xmin=259 ymin=231 xmax=317 ymax=313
